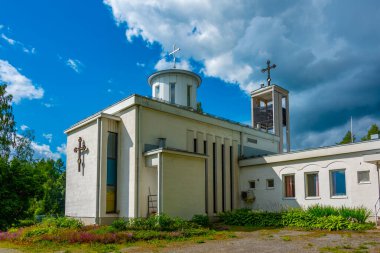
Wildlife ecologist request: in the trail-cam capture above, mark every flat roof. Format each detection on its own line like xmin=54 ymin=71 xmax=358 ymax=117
xmin=239 ymin=139 xmax=380 ymax=167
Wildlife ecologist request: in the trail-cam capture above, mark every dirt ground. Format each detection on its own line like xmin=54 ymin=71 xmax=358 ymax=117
xmin=124 ymin=229 xmax=380 ymax=253
xmin=1 ymin=229 xmax=380 ymax=253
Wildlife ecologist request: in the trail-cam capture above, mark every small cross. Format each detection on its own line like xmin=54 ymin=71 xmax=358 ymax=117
xmin=168 ymin=44 xmax=180 ymax=69
xmin=74 ymin=137 xmax=88 ymax=172
xmin=261 ymin=60 xmax=277 ymax=86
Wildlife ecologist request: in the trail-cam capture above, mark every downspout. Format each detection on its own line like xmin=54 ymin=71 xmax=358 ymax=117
xmin=377 ymin=162 xmax=380 ymax=200
xmin=95 ymin=118 xmax=102 ymax=224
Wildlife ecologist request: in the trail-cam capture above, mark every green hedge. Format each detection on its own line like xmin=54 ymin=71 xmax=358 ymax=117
xmin=219 ymin=205 xmax=375 ymax=231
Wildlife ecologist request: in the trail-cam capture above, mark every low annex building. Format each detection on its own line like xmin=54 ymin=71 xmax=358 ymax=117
xmin=64 ymin=63 xmax=380 ymax=225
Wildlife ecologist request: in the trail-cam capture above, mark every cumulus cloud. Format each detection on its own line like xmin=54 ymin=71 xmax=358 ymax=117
xmin=66 ymin=58 xmax=84 ymax=73
xmin=155 ymin=58 xmax=191 ymax=71
xmin=31 ymin=142 xmax=66 ymax=160
xmin=0 ymin=60 xmax=44 ymax=103
xmin=104 ymin=0 xmax=380 ymax=148
xmin=42 ymin=133 xmax=53 ymax=143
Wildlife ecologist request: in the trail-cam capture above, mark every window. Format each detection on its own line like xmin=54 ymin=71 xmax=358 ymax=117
xmin=106 ymin=132 xmax=117 ymax=213
xmin=305 ymin=173 xmax=319 ymax=197
xmin=193 ymin=138 xmax=197 ymax=153
xmin=155 ymin=85 xmax=160 ymax=98
xmin=203 ymin=140 xmax=207 ymax=155
xmin=266 ymin=179 xmax=274 ymax=189
xmin=187 ymin=85 xmax=191 ymax=107
xmin=169 ymin=83 xmax=175 ymax=103
xmin=283 ymin=175 xmax=295 ymax=198
xmin=330 ymin=170 xmax=346 ymax=196
xmin=249 ymin=180 xmax=256 ymax=189
xmin=358 ymin=171 xmax=370 ymax=184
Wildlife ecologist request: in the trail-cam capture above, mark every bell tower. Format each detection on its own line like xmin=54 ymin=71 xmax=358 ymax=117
xmin=251 ymin=60 xmax=290 ymax=153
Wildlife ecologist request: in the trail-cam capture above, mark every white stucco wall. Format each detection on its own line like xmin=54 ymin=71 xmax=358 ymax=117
xmin=161 ymin=153 xmax=206 ymax=219
xmin=65 ymin=120 xmax=99 ymax=221
xmin=240 ymin=149 xmax=380 ymax=217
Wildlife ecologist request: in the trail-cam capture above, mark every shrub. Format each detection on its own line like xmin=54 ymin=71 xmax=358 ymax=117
xmin=191 ymin=215 xmax=210 ymax=227
xmin=219 ymin=206 xmax=374 ymax=231
xmin=111 ymin=219 xmax=128 ymax=231
xmin=219 ymin=209 xmax=283 ymax=227
xmin=41 ymin=217 xmax=83 ymax=229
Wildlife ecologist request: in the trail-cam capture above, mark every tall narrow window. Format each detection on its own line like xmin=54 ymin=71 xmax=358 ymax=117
xmin=212 ymin=142 xmax=217 ymax=213
xmin=331 ymin=170 xmax=346 ymax=196
xmin=187 ymin=85 xmax=191 ymax=107
xmin=306 ymin=173 xmax=319 ymax=197
xmin=283 ymin=175 xmax=295 ymax=198
xmin=204 ymin=140 xmax=207 ymax=155
xmin=169 ymin=83 xmax=175 ymax=104
xmin=193 ymin=138 xmax=197 ymax=153
xmin=106 ymin=132 xmax=117 ymax=213
xmin=221 ymin=144 xmax=225 ymax=212
xmin=155 ymin=85 xmax=160 ymax=98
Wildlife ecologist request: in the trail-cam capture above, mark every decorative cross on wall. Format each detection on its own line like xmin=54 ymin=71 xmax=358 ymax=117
xmin=168 ymin=44 xmax=180 ymax=69
xmin=74 ymin=137 xmax=88 ymax=173
xmin=261 ymin=60 xmax=277 ymax=86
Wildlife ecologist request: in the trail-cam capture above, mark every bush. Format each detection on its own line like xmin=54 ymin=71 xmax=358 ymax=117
xmin=41 ymin=217 xmax=83 ymax=229
xmin=111 ymin=214 xmax=196 ymax=232
xmin=191 ymin=215 xmax=210 ymax=227
xmin=219 ymin=206 xmax=374 ymax=231
xmin=219 ymin=209 xmax=283 ymax=227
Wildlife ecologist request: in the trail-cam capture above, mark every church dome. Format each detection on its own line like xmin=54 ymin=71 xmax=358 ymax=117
xmin=148 ymin=69 xmax=202 ymax=109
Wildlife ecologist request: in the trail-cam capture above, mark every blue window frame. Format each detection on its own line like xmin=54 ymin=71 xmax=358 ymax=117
xmin=106 ymin=132 xmax=117 ymax=213
xmin=331 ymin=170 xmax=346 ymax=196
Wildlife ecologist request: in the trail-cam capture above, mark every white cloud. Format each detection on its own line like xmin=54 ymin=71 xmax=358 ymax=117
xmin=57 ymin=143 xmax=67 ymax=156
xmin=136 ymin=62 xmax=145 ymax=68
xmin=20 ymin=124 xmax=29 ymax=131
xmin=155 ymin=58 xmax=191 ymax=71
xmin=1 ymin=33 xmax=36 ymax=54
xmin=1 ymin=34 xmax=15 ymax=45
xmin=107 ymin=88 xmax=112 ymax=93
xmin=66 ymin=58 xmax=84 ymax=73
xmin=42 ymin=133 xmax=53 ymax=143
xmin=31 ymin=142 xmax=66 ymax=160
xmin=42 ymin=102 xmax=53 ymax=108
xmin=0 ymin=60 xmax=44 ymax=103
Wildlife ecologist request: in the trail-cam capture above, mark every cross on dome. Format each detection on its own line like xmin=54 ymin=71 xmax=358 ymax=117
xmin=168 ymin=44 xmax=180 ymax=69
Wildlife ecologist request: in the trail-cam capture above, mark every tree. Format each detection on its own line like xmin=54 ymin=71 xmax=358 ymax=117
xmin=14 ymin=129 xmax=35 ymax=162
xmin=338 ymin=131 xmax=355 ymax=144
xmin=196 ymin=102 xmax=203 ymax=113
xmin=361 ymin=124 xmax=380 ymax=141
xmin=0 ymin=84 xmax=16 ymax=159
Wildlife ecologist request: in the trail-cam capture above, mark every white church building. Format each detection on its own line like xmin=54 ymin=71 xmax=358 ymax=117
xmin=64 ymin=62 xmax=380 ymax=225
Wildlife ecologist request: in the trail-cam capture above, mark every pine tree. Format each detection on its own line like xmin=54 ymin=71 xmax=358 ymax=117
xmin=361 ymin=124 xmax=380 ymax=141
xmin=338 ymin=130 xmax=355 ymax=144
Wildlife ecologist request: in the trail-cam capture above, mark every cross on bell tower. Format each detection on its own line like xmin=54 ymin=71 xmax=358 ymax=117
xmin=261 ymin=60 xmax=276 ymax=86
xmin=251 ymin=60 xmax=290 ymax=153
xmin=168 ymin=44 xmax=180 ymax=69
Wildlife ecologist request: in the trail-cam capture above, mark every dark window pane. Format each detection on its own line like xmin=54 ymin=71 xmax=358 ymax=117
xmin=332 ymin=170 xmax=346 ymax=195
xmin=107 ymin=132 xmax=117 ymax=159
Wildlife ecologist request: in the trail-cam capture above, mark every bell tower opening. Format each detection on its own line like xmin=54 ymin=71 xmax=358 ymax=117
xmin=251 ymin=60 xmax=290 ymax=153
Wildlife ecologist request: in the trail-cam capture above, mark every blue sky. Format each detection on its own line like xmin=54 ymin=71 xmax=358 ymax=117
xmin=1 ymin=0 xmax=380 ymax=160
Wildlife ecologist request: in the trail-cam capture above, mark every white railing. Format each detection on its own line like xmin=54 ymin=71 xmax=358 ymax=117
xmin=375 ymin=198 xmax=380 ymax=225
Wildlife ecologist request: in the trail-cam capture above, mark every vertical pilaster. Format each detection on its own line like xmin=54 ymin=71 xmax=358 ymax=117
xmin=216 ymin=136 xmax=222 ymax=213
xmin=224 ymin=138 xmax=231 ymax=211
xmin=206 ymin=134 xmax=214 ymax=215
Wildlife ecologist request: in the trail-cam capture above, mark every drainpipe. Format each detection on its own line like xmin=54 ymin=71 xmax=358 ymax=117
xmin=95 ymin=118 xmax=102 ymax=224
xmin=377 ymin=162 xmax=380 ymax=200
